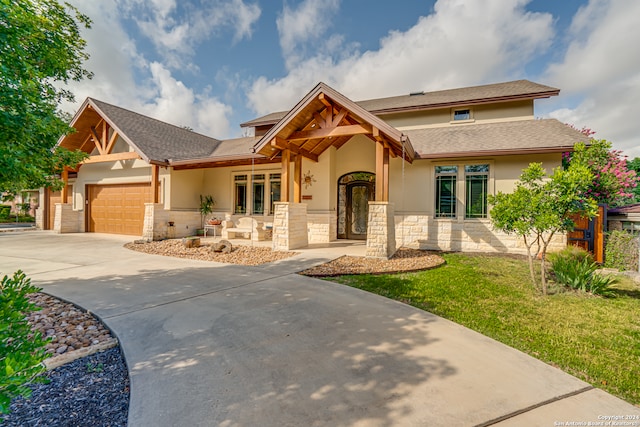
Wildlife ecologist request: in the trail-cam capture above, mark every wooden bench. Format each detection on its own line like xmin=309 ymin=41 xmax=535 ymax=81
xmin=221 ymin=217 xmax=265 ymax=241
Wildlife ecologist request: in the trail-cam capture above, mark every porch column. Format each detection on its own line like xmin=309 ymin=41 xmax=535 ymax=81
xmin=151 ymin=164 xmax=160 ymax=204
xmin=272 ymin=202 xmax=308 ymax=250
xmin=294 ymin=154 xmax=302 ymax=203
xmin=281 ymin=149 xmax=290 ymax=202
xmin=366 ymin=201 xmax=396 ymax=258
xmin=53 ymin=203 xmax=81 ymax=233
xmin=61 ymin=169 xmax=69 ymax=202
xmin=375 ymin=142 xmax=389 ymax=201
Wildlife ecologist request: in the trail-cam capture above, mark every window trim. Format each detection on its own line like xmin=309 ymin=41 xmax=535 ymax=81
xmin=432 ymin=161 xmax=493 ymax=221
xmin=464 ymin=164 xmax=489 ymax=219
xmin=450 ymin=107 xmax=474 ymax=124
xmin=231 ymin=170 xmax=281 ymax=216
xmin=435 ymin=165 xmax=458 ymax=218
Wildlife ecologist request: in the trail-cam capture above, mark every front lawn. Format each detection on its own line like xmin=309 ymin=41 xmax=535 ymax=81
xmin=327 ymin=253 xmax=640 ymax=406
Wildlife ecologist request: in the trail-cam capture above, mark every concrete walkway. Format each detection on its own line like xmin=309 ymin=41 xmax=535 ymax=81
xmin=0 ymin=231 xmax=637 ymax=426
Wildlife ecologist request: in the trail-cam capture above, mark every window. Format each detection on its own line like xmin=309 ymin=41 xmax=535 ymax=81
xmin=269 ymin=173 xmax=281 ymax=214
xmin=252 ymin=174 xmax=265 ymax=215
xmin=453 ymin=108 xmax=472 ymax=121
xmin=435 ymin=166 xmax=457 ymax=218
xmin=233 ymin=172 xmax=280 ymax=215
xmin=234 ymin=175 xmax=247 ymax=214
xmin=465 ymin=165 xmax=489 ymax=218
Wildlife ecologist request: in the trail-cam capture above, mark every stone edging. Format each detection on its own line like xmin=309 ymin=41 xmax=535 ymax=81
xmin=43 ymin=338 xmax=119 ymax=371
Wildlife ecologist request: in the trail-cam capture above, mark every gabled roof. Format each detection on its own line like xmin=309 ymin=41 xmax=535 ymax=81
xmin=59 ymin=98 xmax=222 ymax=165
xmin=253 ymin=82 xmax=415 ymax=162
xmin=404 ymin=119 xmax=589 ymax=158
xmin=241 ymin=80 xmax=559 ymax=128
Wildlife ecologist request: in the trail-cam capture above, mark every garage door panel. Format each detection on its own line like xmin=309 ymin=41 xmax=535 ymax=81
xmin=88 ymin=184 xmax=150 ymax=236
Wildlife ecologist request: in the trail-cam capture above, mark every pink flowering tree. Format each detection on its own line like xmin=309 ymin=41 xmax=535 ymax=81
xmin=565 ymin=139 xmax=637 ymax=208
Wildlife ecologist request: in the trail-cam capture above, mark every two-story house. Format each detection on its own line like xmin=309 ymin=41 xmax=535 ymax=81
xmin=39 ymin=80 xmax=589 ymax=257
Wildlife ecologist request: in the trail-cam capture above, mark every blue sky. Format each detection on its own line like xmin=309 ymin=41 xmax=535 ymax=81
xmin=63 ymin=0 xmax=640 ymax=157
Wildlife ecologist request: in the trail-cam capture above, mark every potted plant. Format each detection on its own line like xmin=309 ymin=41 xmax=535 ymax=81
xmin=198 ymin=195 xmax=215 ymax=234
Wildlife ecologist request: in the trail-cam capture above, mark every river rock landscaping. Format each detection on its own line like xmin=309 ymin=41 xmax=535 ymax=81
xmin=125 ymin=239 xmax=298 ymax=265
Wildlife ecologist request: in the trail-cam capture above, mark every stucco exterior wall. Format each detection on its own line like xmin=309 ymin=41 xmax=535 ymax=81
xmin=381 ymin=100 xmax=534 ymax=130
xmin=170 ymin=169 xmax=204 ymax=210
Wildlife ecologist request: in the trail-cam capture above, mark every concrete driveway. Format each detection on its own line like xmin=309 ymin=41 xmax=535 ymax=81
xmin=1 ymin=231 xmax=637 ymax=426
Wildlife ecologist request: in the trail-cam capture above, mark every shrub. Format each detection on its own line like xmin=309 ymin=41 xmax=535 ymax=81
xmin=0 ymin=206 xmax=10 ymax=219
xmin=0 ymin=271 xmax=49 ymax=414
xmin=549 ymin=246 xmax=616 ymax=296
xmin=605 ymin=230 xmax=639 ymax=271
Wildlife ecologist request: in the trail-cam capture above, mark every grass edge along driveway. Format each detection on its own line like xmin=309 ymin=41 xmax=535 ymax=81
xmin=326 ymin=253 xmax=640 ymax=406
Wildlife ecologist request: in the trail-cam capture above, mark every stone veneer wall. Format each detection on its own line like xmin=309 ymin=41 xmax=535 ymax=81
xmin=53 ymin=204 xmax=81 ymax=233
xmin=393 ymin=214 xmax=566 ymax=254
xmin=307 ymin=211 xmax=337 ymax=243
xmin=273 ymin=202 xmax=309 ymax=250
xmin=143 ymin=204 xmax=200 ymax=241
xmin=366 ymin=202 xmax=396 ymax=258
xmin=35 ymin=207 xmax=44 ymax=230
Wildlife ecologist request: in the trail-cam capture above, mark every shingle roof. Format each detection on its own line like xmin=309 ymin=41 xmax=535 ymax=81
xmin=241 ymin=80 xmax=559 ymax=127
xmin=608 ymin=203 xmax=640 ymax=215
xmin=88 ymin=99 xmax=221 ymax=163
xmin=405 ymin=119 xmax=589 ymax=158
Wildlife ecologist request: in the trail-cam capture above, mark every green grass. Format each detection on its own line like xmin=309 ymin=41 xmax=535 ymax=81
xmin=327 ymin=253 xmax=640 ymax=405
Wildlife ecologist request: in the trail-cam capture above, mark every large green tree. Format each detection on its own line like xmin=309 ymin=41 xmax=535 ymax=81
xmin=488 ymin=162 xmax=596 ymax=294
xmin=0 ymin=0 xmax=91 ymax=195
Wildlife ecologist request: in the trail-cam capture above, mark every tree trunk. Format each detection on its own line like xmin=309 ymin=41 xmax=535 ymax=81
xmin=539 ymin=232 xmax=555 ymax=296
xmin=523 ymin=235 xmax=537 ymax=286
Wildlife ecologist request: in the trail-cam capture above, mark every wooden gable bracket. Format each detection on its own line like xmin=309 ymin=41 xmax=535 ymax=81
xmin=81 ymin=152 xmax=141 ymax=165
xmin=90 ymin=126 xmax=104 ymax=154
xmin=318 ymin=93 xmax=332 ymax=108
xmin=89 ymin=120 xmax=119 ymax=156
xmin=271 ymin=137 xmax=319 ymax=162
xmin=288 ymin=123 xmax=372 ymax=142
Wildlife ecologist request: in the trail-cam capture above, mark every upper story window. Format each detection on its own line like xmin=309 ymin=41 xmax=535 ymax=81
xmin=453 ymin=109 xmax=472 ymax=121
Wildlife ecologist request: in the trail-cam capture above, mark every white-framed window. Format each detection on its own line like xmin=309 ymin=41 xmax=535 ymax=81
xmin=434 ymin=162 xmax=491 ymax=220
xmin=435 ymin=166 xmax=457 ymax=218
xmin=465 ymin=164 xmax=489 ymax=218
xmin=451 ymin=108 xmax=473 ymax=122
xmin=233 ymin=171 xmax=281 ymax=215
xmin=234 ymin=175 xmax=247 ymax=214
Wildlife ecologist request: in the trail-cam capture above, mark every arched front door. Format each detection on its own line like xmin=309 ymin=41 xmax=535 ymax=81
xmin=337 ymin=172 xmax=375 ymax=240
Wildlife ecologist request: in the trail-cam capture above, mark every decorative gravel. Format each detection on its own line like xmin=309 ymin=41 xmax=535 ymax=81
xmin=28 ymin=293 xmax=114 ymax=358
xmin=300 ymin=248 xmax=446 ymax=276
xmin=124 ymin=239 xmax=297 ymax=265
xmin=1 ymin=347 xmax=129 ymax=426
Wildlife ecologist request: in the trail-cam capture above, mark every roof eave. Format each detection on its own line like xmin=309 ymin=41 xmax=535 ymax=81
xmin=415 ymin=145 xmax=574 ymax=159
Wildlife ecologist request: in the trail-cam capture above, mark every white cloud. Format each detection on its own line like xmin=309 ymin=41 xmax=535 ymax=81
xmin=124 ymin=0 xmax=261 ymax=69
xmin=276 ymin=0 xmax=340 ymax=69
xmin=247 ymin=0 xmax=554 ymax=115
xmin=60 ymin=1 xmax=233 ymax=138
xmin=545 ymin=0 xmax=640 ymax=158
xmin=143 ymin=62 xmax=232 ymax=137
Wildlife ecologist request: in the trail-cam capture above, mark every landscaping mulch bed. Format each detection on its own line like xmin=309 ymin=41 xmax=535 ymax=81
xmin=124 ymin=239 xmax=297 ymax=265
xmin=300 ymin=248 xmax=446 ymax=276
xmin=1 ymin=347 xmax=129 ymax=427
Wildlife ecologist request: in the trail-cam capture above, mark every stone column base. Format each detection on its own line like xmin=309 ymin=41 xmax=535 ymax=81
xmin=273 ymin=202 xmax=308 ymax=250
xmin=366 ymin=201 xmax=396 ymax=258
xmin=143 ymin=203 xmax=169 ymax=241
xmin=53 ymin=204 xmax=81 ymax=233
